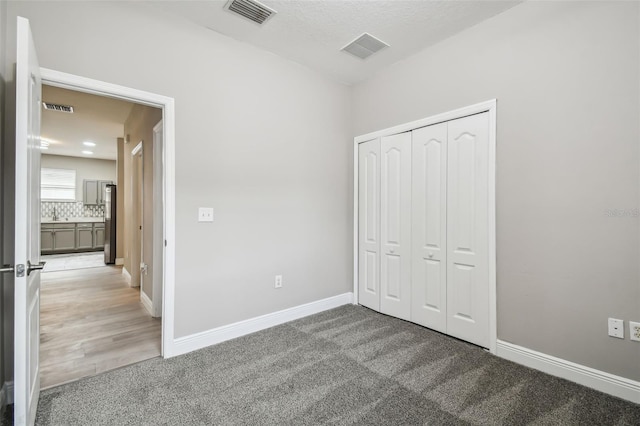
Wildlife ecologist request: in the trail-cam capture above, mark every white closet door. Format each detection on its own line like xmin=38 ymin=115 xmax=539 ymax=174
xmin=411 ymin=123 xmax=447 ymax=332
xmin=358 ymin=139 xmax=381 ymax=311
xmin=380 ymin=133 xmax=412 ymax=320
xmin=446 ymin=112 xmax=490 ymax=348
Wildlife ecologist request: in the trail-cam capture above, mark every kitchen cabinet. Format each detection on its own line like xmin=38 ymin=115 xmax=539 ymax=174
xmin=41 ymin=227 xmax=54 ymax=251
xmin=83 ymin=180 xmax=113 ymax=205
xmin=41 ymin=221 xmax=105 ymax=254
xmin=53 ymin=224 xmax=76 ymax=251
xmin=94 ymin=223 xmax=105 ymax=249
xmin=76 ymin=223 xmax=94 ymax=250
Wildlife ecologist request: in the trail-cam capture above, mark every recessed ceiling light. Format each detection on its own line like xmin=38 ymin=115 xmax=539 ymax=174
xmin=82 ymin=150 xmax=93 ymax=155
xmin=40 ymin=139 xmax=50 ymax=147
xmin=40 ymin=146 xmax=48 ymax=150
xmin=83 ymin=141 xmax=96 ymax=147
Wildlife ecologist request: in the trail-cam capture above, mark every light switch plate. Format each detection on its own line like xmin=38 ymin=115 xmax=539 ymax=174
xmin=198 ymin=207 xmax=214 ymax=222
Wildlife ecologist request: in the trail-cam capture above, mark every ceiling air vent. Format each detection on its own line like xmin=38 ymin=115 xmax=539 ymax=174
xmin=43 ymin=102 xmax=74 ymax=113
xmin=224 ymin=0 xmax=277 ymax=25
xmin=341 ymin=33 xmax=389 ymax=60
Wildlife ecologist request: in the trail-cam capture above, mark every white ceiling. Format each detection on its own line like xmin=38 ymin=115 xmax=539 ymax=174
xmin=152 ymin=0 xmax=522 ymax=85
xmin=41 ymin=86 xmax=134 ymax=160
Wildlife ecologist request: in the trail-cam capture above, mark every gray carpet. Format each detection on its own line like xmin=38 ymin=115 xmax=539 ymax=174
xmin=31 ymin=305 xmax=640 ymax=425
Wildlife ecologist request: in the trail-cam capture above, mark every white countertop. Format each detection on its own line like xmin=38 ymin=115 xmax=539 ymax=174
xmin=41 ymin=217 xmax=104 ymax=224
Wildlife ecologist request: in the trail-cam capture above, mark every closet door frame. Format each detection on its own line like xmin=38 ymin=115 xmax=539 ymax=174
xmin=353 ymin=99 xmax=497 ymax=354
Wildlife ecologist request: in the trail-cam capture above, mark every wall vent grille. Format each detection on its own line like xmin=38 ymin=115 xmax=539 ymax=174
xmin=224 ymin=0 xmax=276 ymax=25
xmin=43 ymin=102 xmax=74 ymax=113
xmin=341 ymin=33 xmax=389 ymax=60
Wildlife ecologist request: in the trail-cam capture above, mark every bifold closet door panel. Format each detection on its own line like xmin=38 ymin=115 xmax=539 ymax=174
xmin=411 ymin=123 xmax=448 ymax=333
xmin=380 ymin=133 xmax=412 ymax=320
xmin=446 ymin=112 xmax=490 ymax=348
xmin=358 ymin=138 xmax=381 ymax=311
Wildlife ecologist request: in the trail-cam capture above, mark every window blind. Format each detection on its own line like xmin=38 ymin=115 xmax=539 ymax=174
xmin=41 ymin=168 xmax=76 ymax=201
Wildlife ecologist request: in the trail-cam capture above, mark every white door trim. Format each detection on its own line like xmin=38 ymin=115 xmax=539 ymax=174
xmin=151 ymin=120 xmax=164 ymax=318
xmin=352 ymin=99 xmax=497 ymax=354
xmin=131 ymin=141 xmax=144 ymax=293
xmin=40 ymin=67 xmax=177 ymax=357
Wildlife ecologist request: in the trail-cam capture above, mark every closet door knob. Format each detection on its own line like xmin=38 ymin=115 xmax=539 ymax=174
xmin=390 ymin=248 xmax=395 ymax=254
xmin=428 ymin=253 xmax=434 ymax=258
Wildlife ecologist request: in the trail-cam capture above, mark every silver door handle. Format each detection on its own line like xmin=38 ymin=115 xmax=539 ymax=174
xmin=27 ymin=260 xmax=46 ymax=275
xmin=0 ymin=265 xmax=14 ymax=273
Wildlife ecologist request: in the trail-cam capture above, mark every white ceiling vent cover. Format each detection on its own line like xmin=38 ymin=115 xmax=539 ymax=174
xmin=43 ymin=102 xmax=74 ymax=113
xmin=224 ymin=0 xmax=277 ymax=25
xmin=341 ymin=33 xmax=389 ymax=60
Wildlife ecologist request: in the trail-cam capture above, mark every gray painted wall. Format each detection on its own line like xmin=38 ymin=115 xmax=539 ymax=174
xmin=3 ymin=1 xmax=353 ymax=341
xmin=352 ymin=1 xmax=640 ymax=381
xmin=123 ymin=104 xmax=162 ymax=300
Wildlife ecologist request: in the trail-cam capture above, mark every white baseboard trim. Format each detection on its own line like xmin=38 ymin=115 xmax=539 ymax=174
xmin=496 ymin=340 xmax=640 ymax=404
xmin=171 ymin=292 xmax=353 ymax=357
xmin=140 ymin=291 xmax=153 ymax=316
xmin=122 ymin=267 xmax=131 ymax=285
xmin=5 ymin=381 xmax=13 ymax=405
xmin=115 ymin=258 xmax=124 ymax=266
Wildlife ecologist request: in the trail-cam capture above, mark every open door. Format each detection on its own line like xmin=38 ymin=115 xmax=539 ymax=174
xmin=14 ymin=16 xmax=44 ymax=426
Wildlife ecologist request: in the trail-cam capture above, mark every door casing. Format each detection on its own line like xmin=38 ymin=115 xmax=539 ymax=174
xmin=40 ymin=67 xmax=177 ymax=357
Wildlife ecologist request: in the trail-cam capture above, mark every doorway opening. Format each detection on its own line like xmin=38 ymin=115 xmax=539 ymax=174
xmin=38 ymin=84 xmax=165 ymax=389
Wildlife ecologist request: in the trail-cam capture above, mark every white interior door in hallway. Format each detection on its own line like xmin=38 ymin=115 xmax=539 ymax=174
xmin=356 ymin=107 xmax=495 ymax=349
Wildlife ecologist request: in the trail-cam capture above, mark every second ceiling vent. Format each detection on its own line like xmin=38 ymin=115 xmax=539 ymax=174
xmin=341 ymin=33 xmax=389 ymax=60
xmin=43 ymin=102 xmax=74 ymax=113
xmin=224 ymin=0 xmax=277 ymax=25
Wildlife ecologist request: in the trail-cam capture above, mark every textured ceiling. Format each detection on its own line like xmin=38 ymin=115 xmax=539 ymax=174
xmin=41 ymin=86 xmax=134 ymax=160
xmin=152 ymin=0 xmax=522 ymax=85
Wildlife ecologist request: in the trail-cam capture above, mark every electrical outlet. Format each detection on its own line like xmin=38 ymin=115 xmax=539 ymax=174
xmin=630 ymin=321 xmax=640 ymax=342
xmin=198 ymin=207 xmax=214 ymax=222
xmin=608 ymin=318 xmax=624 ymax=339
xmin=274 ymin=275 xmax=283 ymax=289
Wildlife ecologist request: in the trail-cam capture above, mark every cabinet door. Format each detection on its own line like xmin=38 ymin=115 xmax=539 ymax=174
xmin=94 ymin=227 xmax=105 ymax=249
xmin=84 ymin=180 xmax=98 ymax=205
xmin=411 ymin=123 xmax=448 ymax=332
xmin=54 ymin=228 xmax=76 ymax=251
xmin=358 ymin=139 xmax=381 ymax=311
xmin=380 ymin=132 xmax=412 ymax=321
xmin=41 ymin=230 xmax=54 ymax=252
xmin=76 ymin=227 xmax=93 ymax=250
xmin=446 ymin=112 xmax=490 ymax=348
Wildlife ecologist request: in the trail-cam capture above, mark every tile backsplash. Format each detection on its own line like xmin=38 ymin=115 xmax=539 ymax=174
xmin=41 ymin=201 xmax=104 ymax=219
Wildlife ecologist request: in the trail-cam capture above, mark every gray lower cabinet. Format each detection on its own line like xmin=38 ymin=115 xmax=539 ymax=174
xmin=76 ymin=223 xmax=94 ymax=249
xmin=54 ymin=227 xmax=76 ymax=251
xmin=41 ymin=221 xmax=105 ymax=254
xmin=41 ymin=228 xmax=54 ymax=251
xmin=94 ymin=224 xmax=105 ymax=249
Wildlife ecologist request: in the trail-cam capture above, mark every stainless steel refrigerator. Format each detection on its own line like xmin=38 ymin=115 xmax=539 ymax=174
xmin=104 ymin=184 xmax=117 ymax=264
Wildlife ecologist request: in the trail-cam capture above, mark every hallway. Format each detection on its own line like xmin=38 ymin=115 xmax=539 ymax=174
xmin=40 ymin=266 xmax=161 ymax=389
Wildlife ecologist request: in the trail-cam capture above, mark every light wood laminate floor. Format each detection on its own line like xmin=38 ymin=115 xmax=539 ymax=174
xmin=40 ymin=266 xmax=161 ymax=389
